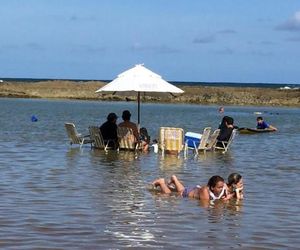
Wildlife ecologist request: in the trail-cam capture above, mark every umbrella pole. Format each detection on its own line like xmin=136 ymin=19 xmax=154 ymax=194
xmin=137 ymin=91 xmax=140 ymax=127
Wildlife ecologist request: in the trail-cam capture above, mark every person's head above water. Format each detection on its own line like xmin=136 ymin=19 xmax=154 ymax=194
xmin=107 ymin=113 xmax=118 ymax=122
xmin=218 ymin=106 xmax=224 ymax=113
xmin=256 ymin=116 xmax=264 ymax=123
xmin=207 ymin=175 xmax=225 ymax=195
xmin=228 ymin=173 xmax=243 ymax=188
xmin=122 ymin=110 xmax=131 ymax=121
xmin=225 ymin=116 xmax=234 ymax=125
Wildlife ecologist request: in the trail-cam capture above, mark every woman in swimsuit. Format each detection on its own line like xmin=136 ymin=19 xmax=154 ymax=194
xmin=152 ymin=175 xmax=228 ymax=202
xmin=227 ymin=173 xmax=244 ymax=200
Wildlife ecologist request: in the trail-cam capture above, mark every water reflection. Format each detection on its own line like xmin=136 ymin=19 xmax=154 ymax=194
xmin=1 ymin=98 xmax=300 ymax=249
xmin=206 ymin=199 xmax=244 ymax=223
xmin=157 ymin=154 xmax=185 ymax=171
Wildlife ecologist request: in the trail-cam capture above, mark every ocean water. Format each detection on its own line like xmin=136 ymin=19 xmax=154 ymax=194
xmin=0 ymin=98 xmax=299 ymax=249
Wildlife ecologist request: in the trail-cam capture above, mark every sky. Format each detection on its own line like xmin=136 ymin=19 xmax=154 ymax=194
xmin=0 ymin=0 xmax=300 ymax=84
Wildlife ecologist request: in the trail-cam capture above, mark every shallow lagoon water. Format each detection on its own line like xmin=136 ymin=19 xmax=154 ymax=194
xmin=0 ymin=98 xmax=299 ymax=249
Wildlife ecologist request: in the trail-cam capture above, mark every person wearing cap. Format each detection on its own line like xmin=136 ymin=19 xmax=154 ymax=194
xmin=99 ymin=112 xmax=118 ymax=148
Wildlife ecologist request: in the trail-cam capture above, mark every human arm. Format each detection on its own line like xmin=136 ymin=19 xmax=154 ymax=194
xmin=235 ymin=188 xmax=244 ymax=199
xmin=221 ymin=183 xmax=234 ymax=201
xmin=268 ymin=124 xmax=277 ymax=131
xmin=234 ymin=182 xmax=244 ymax=200
xmin=132 ymin=124 xmax=140 ymax=142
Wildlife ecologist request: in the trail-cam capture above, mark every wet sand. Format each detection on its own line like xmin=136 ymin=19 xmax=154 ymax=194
xmin=0 ymin=80 xmax=299 ymax=107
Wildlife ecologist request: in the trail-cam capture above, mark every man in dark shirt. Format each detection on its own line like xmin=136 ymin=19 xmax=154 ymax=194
xmin=216 ymin=116 xmax=234 ymax=148
xmin=100 ymin=113 xmax=118 ymax=148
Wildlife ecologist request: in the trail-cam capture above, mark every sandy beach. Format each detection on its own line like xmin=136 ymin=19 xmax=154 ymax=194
xmin=0 ymin=80 xmax=299 ymax=107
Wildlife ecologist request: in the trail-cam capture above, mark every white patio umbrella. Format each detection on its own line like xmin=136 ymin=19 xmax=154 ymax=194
xmin=95 ymin=64 xmax=184 ymax=125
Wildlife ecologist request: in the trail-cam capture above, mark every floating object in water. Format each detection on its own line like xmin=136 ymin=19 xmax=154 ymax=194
xmin=31 ymin=115 xmax=38 ymax=122
xmin=152 ymin=143 xmax=158 ymax=153
xmin=254 ymin=112 xmax=262 ymax=115
xmin=238 ymin=127 xmax=276 ymax=134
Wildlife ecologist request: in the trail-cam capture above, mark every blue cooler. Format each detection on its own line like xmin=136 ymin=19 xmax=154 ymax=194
xmin=185 ymin=132 xmax=202 ymax=148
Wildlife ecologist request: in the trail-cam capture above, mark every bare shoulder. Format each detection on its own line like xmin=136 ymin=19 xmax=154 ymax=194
xmin=198 ymin=186 xmax=210 ymax=200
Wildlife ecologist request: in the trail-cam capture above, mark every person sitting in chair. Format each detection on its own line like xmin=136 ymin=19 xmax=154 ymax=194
xmin=216 ymin=116 xmax=234 ymax=148
xmin=99 ymin=112 xmax=118 ymax=149
xmin=118 ymin=110 xmax=139 ymax=141
xmin=118 ymin=110 xmax=149 ymax=151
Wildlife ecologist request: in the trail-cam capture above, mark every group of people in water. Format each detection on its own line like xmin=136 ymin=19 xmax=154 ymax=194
xmin=152 ymin=173 xmax=244 ymax=204
xmin=99 ymin=110 xmax=150 ymax=151
xmin=216 ymin=107 xmax=277 ymax=148
xmin=99 ymin=106 xmax=277 ymax=154
xmin=98 ymin=107 xmax=279 ymax=206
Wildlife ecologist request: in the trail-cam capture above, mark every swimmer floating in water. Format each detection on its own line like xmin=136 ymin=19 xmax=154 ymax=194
xmin=152 ymin=175 xmax=229 ymax=203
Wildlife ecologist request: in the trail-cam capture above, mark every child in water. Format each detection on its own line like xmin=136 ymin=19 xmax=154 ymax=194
xmin=227 ymin=173 xmax=244 ymax=200
xmin=152 ymin=175 xmax=228 ymax=202
xmin=256 ymin=116 xmax=277 ymax=131
xmin=152 ymin=173 xmax=244 ymax=201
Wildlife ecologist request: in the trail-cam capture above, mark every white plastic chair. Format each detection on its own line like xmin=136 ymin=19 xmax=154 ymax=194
xmin=215 ymin=129 xmax=237 ymax=153
xmin=64 ymin=123 xmax=92 ymax=148
xmin=184 ymin=127 xmax=211 ymax=156
xmin=89 ymin=126 xmax=113 ymax=152
xmin=117 ymin=126 xmax=139 ymax=151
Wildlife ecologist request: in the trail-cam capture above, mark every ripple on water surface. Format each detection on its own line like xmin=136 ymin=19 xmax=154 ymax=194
xmin=0 ymin=98 xmax=299 ymax=249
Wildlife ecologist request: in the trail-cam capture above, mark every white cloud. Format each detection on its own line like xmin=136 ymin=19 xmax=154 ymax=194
xmin=276 ymin=11 xmax=300 ymax=31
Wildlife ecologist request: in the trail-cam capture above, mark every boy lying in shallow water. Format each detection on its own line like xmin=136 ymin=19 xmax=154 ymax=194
xmin=152 ymin=173 xmax=244 ymax=202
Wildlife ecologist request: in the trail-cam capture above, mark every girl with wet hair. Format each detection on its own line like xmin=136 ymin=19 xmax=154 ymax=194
xmin=227 ymin=173 xmax=244 ymax=200
xmin=152 ymin=175 xmax=228 ymax=203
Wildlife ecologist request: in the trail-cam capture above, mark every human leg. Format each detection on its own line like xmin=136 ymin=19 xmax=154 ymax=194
xmin=152 ymin=178 xmax=172 ymax=194
xmin=168 ymin=175 xmax=185 ymax=194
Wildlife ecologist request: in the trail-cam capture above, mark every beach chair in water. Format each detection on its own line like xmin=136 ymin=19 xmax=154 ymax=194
xmin=198 ymin=127 xmax=212 ymax=151
xmin=184 ymin=127 xmax=211 ymax=156
xmin=88 ymin=126 xmax=112 ymax=152
xmin=117 ymin=126 xmax=139 ymax=151
xmin=215 ymin=129 xmax=237 ymax=153
xmin=64 ymin=123 xmax=92 ymax=148
xmin=159 ymin=127 xmax=184 ymax=156
xmin=205 ymin=129 xmax=220 ymax=151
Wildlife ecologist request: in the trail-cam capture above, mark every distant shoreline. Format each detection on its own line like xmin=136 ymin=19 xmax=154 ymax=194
xmin=0 ymin=80 xmax=299 ymax=107
xmin=1 ymin=77 xmax=299 ymax=88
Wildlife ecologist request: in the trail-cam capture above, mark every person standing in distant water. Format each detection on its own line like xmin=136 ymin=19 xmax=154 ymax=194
xmin=218 ymin=106 xmax=224 ymax=114
xmin=256 ymin=116 xmax=277 ymax=131
xmin=100 ymin=112 xmax=118 ymax=148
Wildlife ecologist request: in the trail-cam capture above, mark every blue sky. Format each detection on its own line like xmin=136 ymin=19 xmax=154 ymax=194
xmin=0 ymin=0 xmax=300 ymax=83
